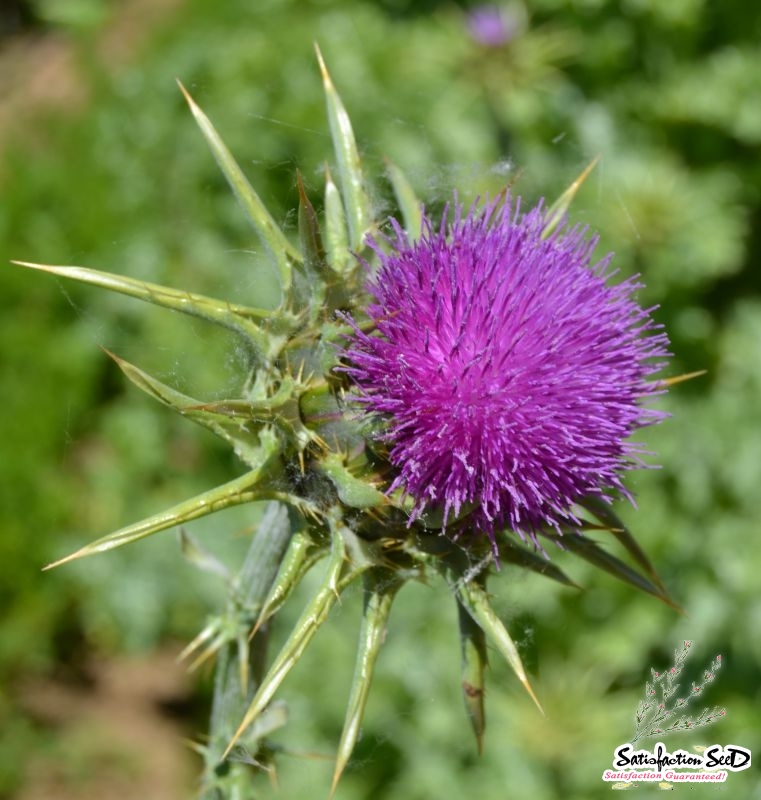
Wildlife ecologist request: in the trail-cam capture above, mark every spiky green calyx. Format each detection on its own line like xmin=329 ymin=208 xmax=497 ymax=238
xmin=13 ymin=47 xmax=684 ymax=795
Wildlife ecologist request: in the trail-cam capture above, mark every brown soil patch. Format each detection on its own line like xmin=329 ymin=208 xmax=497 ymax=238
xmin=0 ymin=0 xmax=183 ymax=151
xmin=18 ymin=646 xmax=199 ymax=800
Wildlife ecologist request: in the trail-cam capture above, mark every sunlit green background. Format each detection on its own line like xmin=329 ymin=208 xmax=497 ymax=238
xmin=1 ymin=0 xmax=759 ymax=798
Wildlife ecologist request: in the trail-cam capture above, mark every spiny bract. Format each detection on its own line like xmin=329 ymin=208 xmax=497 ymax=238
xmin=14 ymin=48 xmax=681 ymax=797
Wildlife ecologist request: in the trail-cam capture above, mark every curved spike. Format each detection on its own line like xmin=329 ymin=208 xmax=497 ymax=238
xmin=177 ymin=81 xmax=302 ymax=296
xmin=44 ymin=430 xmax=281 ymax=570
xmin=188 ymin=631 xmax=231 ymax=674
xmin=656 ymin=370 xmax=707 ymax=388
xmin=178 ymin=619 xmax=222 ymax=663
xmin=456 ymin=596 xmax=488 ymax=754
xmin=331 ymin=570 xmax=400 ymax=797
xmin=11 ymin=260 xmax=275 ymax=352
xmin=106 ymin=349 xmax=318 ymax=471
xmin=315 ymin=46 xmax=373 ymax=252
xmin=542 ymin=155 xmax=600 ymax=240
xmin=249 ymin=530 xmax=328 ymax=639
xmin=454 ymin=575 xmax=544 ymax=715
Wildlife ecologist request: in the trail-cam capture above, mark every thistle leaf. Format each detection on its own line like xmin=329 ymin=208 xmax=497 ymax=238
xmin=178 ymin=82 xmax=302 ymax=298
xmin=454 ymin=574 xmax=543 ymax=714
xmin=298 ymin=170 xmax=352 ymax=314
xmin=315 ymin=45 xmax=373 ymax=252
xmin=385 ymin=157 xmax=422 ymax=241
xmin=296 ymin=169 xmax=328 ymax=315
xmin=324 ymin=164 xmax=350 ymax=275
xmin=224 ymin=525 xmax=365 ymax=758
xmin=331 ymin=569 xmax=400 ymax=797
xmin=541 ymin=529 xmax=682 ymax=611
xmin=44 ymin=430 xmax=281 ymax=569
xmin=297 ymin=170 xmax=327 ymax=272
xmin=456 ymin=596 xmax=488 ymax=754
xmin=542 ymin=156 xmax=599 ymax=240
xmin=103 ymin=349 xmax=280 ymax=470
xmin=578 ymin=496 xmax=668 ymax=594
xmin=11 ymin=261 xmax=276 ymax=353
xmin=498 ymin=537 xmax=581 ymax=590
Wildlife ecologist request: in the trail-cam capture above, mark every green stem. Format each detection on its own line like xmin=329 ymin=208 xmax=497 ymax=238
xmin=200 ymin=502 xmax=294 ymax=799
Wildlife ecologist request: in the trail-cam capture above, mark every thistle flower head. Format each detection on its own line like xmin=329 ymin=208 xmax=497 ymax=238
xmin=15 ymin=51 xmax=685 ymax=794
xmin=344 ymin=197 xmax=670 ymax=544
xmin=467 ymin=4 xmax=520 ymax=47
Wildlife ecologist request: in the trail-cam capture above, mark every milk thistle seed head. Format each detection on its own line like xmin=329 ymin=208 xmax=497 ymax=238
xmin=344 ymin=197 xmax=671 ymax=546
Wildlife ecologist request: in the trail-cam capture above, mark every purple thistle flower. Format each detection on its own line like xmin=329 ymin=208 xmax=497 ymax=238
xmin=343 ymin=196 xmax=670 ymax=547
xmin=467 ymin=5 xmax=519 ymax=48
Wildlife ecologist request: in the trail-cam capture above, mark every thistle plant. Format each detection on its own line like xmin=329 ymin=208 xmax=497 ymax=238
xmin=630 ymin=642 xmax=725 ymax=743
xmin=14 ymin=48 xmax=689 ymax=796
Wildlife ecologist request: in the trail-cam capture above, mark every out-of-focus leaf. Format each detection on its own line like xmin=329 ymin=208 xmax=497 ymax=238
xmin=179 ymin=529 xmax=231 ymax=580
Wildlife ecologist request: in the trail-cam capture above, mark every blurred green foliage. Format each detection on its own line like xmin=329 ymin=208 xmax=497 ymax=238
xmin=1 ymin=0 xmax=760 ymax=797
